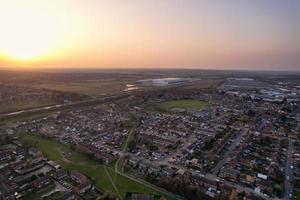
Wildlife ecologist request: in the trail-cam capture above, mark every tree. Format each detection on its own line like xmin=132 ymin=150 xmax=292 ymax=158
xmin=229 ymin=190 xmax=238 ymax=200
xmin=127 ymin=140 xmax=137 ymax=152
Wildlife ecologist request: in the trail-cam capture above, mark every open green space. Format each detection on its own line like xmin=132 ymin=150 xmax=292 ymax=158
xmin=19 ymin=134 xmax=163 ymax=199
xmin=30 ymin=80 xmax=129 ymax=97
xmin=159 ymin=99 xmax=208 ymax=111
xmin=0 ymin=101 xmax=54 ymax=114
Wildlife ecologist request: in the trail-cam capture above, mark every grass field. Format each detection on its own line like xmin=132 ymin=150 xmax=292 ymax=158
xmin=30 ymin=80 xmax=130 ymax=97
xmin=19 ymin=134 xmax=162 ymax=199
xmin=159 ymin=99 xmax=208 ymax=111
xmin=0 ymin=101 xmax=54 ymax=114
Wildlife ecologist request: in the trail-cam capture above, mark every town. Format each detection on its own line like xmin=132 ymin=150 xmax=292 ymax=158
xmin=1 ymin=0 xmax=300 ymax=199
xmin=0 ymin=70 xmax=300 ymax=200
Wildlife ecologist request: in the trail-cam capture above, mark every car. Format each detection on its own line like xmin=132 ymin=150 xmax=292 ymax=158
xmin=289 ymin=192 xmax=293 ymax=199
xmin=215 ymin=178 xmax=224 ymax=183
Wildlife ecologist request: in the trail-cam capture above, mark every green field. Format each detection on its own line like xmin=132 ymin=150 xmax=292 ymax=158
xmin=19 ymin=134 xmax=163 ymax=199
xmin=159 ymin=99 xmax=208 ymax=111
xmin=30 ymin=80 xmax=129 ymax=97
xmin=0 ymin=101 xmax=54 ymax=114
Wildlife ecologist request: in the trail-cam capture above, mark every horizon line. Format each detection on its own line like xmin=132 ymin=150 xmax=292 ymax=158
xmin=1 ymin=66 xmax=300 ymax=74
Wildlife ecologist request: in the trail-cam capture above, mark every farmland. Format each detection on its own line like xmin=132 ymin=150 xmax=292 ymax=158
xmin=30 ymin=81 xmax=128 ymax=97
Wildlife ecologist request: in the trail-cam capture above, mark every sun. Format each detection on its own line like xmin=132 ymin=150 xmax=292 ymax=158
xmin=0 ymin=1 xmax=59 ymax=61
xmin=1 ymin=38 xmax=50 ymax=61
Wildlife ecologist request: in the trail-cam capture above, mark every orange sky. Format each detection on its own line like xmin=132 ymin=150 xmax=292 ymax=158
xmin=0 ymin=0 xmax=299 ymax=71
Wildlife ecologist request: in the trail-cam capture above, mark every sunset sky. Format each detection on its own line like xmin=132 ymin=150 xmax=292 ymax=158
xmin=0 ymin=0 xmax=299 ymax=71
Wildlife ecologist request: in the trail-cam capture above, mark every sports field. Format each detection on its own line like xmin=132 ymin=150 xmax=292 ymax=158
xmin=159 ymin=99 xmax=208 ymax=111
xmin=19 ymin=134 xmax=165 ymax=199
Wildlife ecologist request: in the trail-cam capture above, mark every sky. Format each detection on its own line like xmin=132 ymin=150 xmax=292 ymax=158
xmin=0 ymin=0 xmax=299 ymax=71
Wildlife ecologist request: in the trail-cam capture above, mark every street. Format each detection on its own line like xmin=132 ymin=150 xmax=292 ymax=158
xmin=210 ymin=128 xmax=248 ymax=175
xmin=284 ymin=139 xmax=294 ymax=200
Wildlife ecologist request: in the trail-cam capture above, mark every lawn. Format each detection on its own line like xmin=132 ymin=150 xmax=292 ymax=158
xmin=19 ymin=134 xmax=164 ymax=199
xmin=159 ymin=99 xmax=208 ymax=111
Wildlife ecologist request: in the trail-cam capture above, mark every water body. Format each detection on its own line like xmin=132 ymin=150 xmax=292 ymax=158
xmin=124 ymin=84 xmax=139 ymax=91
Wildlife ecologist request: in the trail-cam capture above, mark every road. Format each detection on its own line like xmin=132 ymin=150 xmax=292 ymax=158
xmin=283 ymin=139 xmax=294 ymax=200
xmin=210 ymin=128 xmax=248 ymax=175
